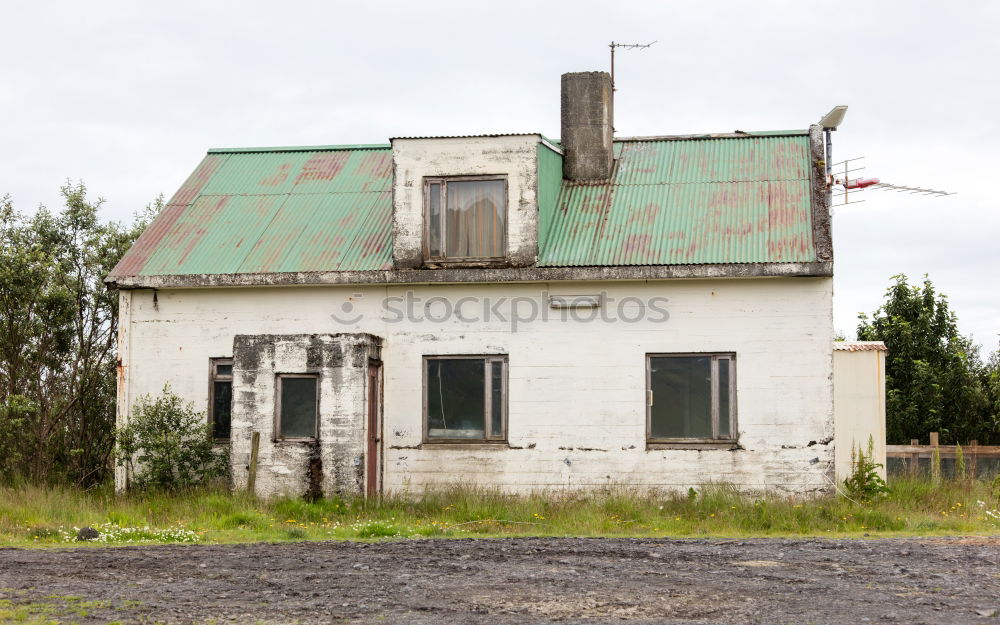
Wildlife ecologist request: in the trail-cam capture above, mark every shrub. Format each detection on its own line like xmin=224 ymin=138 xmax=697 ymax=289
xmin=115 ymin=385 xmax=228 ymax=491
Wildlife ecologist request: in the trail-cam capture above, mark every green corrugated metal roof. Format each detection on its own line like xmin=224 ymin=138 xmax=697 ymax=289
xmin=536 ymin=141 xmax=564 ymax=246
xmin=110 ymin=131 xmax=817 ymax=279
xmin=109 ymin=146 xmax=393 ymax=277
xmin=537 ymin=134 xmax=816 ymax=266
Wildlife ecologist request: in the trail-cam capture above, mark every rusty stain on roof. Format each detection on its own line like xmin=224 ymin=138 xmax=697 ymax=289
xmin=538 ymin=133 xmax=816 ymax=267
xmin=110 ymin=131 xmax=819 ymax=279
xmin=108 ymin=146 xmax=392 ymax=278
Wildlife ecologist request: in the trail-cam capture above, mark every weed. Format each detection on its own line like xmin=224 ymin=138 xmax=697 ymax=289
xmin=844 ymin=437 xmax=889 ymax=502
xmin=219 ymin=512 xmax=268 ymax=530
xmin=955 ymin=444 xmax=966 ymax=480
xmin=24 ymin=526 xmax=59 ymax=541
xmin=1 ymin=477 xmax=999 ymax=547
xmin=354 ymin=521 xmax=400 ymax=539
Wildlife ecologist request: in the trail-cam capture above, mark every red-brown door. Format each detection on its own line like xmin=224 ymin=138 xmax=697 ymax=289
xmin=366 ymin=361 xmax=382 ymax=497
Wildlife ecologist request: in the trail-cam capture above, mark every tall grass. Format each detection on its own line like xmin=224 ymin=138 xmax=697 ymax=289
xmin=1 ymin=478 xmax=997 ymax=546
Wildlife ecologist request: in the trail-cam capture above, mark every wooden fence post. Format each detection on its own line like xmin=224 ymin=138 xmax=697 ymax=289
xmin=247 ymin=431 xmax=260 ymax=496
xmin=909 ymin=439 xmax=920 ymax=477
xmin=929 ymin=432 xmax=941 ymax=484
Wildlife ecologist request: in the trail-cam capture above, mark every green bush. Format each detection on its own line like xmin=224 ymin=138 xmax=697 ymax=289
xmin=115 ymin=385 xmax=228 ymax=491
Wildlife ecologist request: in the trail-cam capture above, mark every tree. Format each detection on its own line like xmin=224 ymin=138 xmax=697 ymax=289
xmin=981 ymin=346 xmax=1000 ymax=441
xmin=857 ymin=275 xmax=995 ymax=445
xmin=0 ymin=183 xmax=159 ymax=485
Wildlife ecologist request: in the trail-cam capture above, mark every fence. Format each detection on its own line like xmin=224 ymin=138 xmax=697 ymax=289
xmin=886 ymin=433 xmax=1000 ymax=480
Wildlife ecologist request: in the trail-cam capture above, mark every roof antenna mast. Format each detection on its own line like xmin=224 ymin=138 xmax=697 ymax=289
xmin=609 ymin=40 xmax=656 ymax=91
xmin=815 ymin=107 xmax=956 ymax=207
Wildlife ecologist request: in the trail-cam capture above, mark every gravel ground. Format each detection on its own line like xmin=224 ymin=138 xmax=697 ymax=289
xmin=1 ymin=537 xmax=998 ymax=624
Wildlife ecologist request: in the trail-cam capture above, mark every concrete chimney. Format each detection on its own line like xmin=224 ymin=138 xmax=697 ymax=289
xmin=561 ymin=71 xmax=614 ymax=180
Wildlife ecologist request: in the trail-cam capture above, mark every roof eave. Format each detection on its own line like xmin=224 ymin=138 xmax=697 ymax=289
xmin=105 ymin=261 xmax=833 ymax=290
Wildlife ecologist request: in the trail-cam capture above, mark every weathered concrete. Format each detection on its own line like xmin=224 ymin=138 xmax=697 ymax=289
xmin=114 ymin=290 xmax=133 ymax=491
xmin=106 ymin=261 xmax=834 ymax=290
xmin=391 ymin=135 xmax=541 ymax=269
xmin=115 ymin=277 xmax=835 ymax=495
xmin=561 ymin=72 xmax=614 ymax=181
xmin=230 ymin=333 xmax=381 ymax=499
xmin=809 ymin=124 xmax=834 ymax=263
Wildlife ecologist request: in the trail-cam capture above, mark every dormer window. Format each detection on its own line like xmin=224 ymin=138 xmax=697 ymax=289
xmin=425 ymin=176 xmax=506 ymax=262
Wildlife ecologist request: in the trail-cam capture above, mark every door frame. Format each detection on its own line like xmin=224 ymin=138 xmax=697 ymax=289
xmin=366 ymin=359 xmax=383 ymax=497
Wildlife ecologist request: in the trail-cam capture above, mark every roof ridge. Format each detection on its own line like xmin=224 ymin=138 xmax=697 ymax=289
xmin=615 ymin=130 xmax=808 ymax=142
xmin=207 ymin=144 xmax=390 ymax=154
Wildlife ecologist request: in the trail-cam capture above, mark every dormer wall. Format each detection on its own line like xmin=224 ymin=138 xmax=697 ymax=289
xmin=390 ymin=134 xmax=543 ymax=269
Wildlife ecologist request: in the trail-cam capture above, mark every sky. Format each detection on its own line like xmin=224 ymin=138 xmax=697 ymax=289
xmin=1 ymin=0 xmax=997 ymax=350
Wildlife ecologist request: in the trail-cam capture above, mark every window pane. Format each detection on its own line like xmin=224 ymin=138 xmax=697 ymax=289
xmin=490 ymin=360 xmax=503 ymax=438
xmin=426 ymin=359 xmax=485 ymax=439
xmin=650 ymin=356 xmax=712 ymax=439
xmin=718 ymin=358 xmax=731 ymax=438
xmin=212 ymin=381 xmax=232 ymax=439
xmin=445 ymin=180 xmax=505 ymax=258
xmin=280 ymin=377 xmax=317 ymax=438
xmin=428 ymin=183 xmax=442 ymax=257
xmin=216 ymin=363 xmax=233 ymax=376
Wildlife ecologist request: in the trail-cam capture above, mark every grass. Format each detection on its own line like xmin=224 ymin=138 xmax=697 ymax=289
xmin=0 ymin=478 xmax=998 ymax=547
xmin=0 ymin=590 xmax=118 ymax=624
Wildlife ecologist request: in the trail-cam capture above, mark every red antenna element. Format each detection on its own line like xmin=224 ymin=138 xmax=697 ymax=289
xmin=844 ymin=177 xmax=880 ymax=190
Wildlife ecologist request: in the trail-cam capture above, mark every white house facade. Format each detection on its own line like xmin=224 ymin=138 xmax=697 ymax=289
xmin=108 ymin=71 xmax=878 ymax=498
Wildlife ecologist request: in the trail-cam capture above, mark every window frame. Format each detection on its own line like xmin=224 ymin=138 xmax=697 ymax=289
xmin=645 ymin=352 xmax=737 ymax=447
xmin=422 ymin=354 xmax=508 ymax=444
xmin=274 ymin=373 xmax=320 ymax=441
xmin=208 ymin=358 xmax=233 ymax=441
xmin=422 ymin=175 xmax=509 ymax=263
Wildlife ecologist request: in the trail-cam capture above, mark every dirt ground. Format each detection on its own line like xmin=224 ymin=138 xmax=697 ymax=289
xmin=1 ymin=537 xmax=999 ymax=624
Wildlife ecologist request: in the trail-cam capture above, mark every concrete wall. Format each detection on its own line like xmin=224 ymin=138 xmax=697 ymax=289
xmin=833 ymin=344 xmax=887 ymax=482
xmin=115 ymin=276 xmax=835 ymax=495
xmin=391 ymin=135 xmax=541 ymax=268
xmin=229 ymin=333 xmax=380 ymax=500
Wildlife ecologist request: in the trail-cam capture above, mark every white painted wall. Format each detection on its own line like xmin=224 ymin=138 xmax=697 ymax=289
xmin=116 ymin=276 xmax=835 ymax=495
xmin=833 ymin=344 xmax=887 ymax=482
xmin=391 ymin=135 xmax=540 ymax=267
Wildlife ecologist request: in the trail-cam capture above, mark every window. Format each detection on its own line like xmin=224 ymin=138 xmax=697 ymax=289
xmin=209 ymin=358 xmax=233 ymax=439
xmin=425 ymin=177 xmax=506 ymax=261
xmin=424 ymin=355 xmax=507 ymax=442
xmin=276 ymin=374 xmax=319 ymax=439
xmin=647 ymin=353 xmax=735 ymax=444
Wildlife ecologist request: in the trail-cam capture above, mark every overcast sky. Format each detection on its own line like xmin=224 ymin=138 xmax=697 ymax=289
xmin=2 ymin=0 xmax=997 ymax=350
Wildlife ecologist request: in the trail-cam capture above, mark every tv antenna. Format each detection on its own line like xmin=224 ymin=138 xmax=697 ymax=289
xmin=829 ymin=157 xmax=955 ymax=207
xmin=609 ymin=40 xmax=656 ymax=91
xmin=816 ymin=106 xmax=956 ymax=208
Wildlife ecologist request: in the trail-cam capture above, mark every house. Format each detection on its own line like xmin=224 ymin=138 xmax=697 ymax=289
xmin=107 ymin=71 xmax=885 ymax=498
